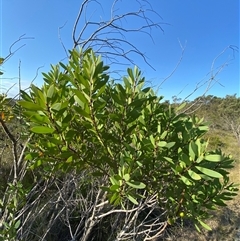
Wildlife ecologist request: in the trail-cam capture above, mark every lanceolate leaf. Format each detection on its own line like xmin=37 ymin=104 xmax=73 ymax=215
xmin=123 ymin=173 xmax=130 ymax=182
xmin=14 ymin=220 xmax=21 ymax=229
xmin=110 ymin=185 xmax=120 ymax=191
xmin=126 ymin=194 xmax=138 ymax=205
xmin=31 ymin=126 xmax=55 ymax=134
xmin=188 ymin=170 xmax=201 ymax=180
xmin=30 ymin=114 xmax=50 ymax=124
xmin=51 ymin=102 xmax=62 ymax=111
xmin=176 ymin=102 xmax=186 ymax=112
xmin=126 ymin=181 xmax=146 ymax=189
xmin=198 ymin=219 xmax=212 ymax=231
xmin=181 ymin=176 xmax=192 ymax=186
xmin=158 ymin=141 xmax=167 ymax=147
xmin=195 ymin=166 xmax=223 ymax=178
xmin=19 ymin=101 xmax=44 ymax=111
xmin=47 ymin=85 xmax=55 ymax=99
xmin=189 ymin=141 xmax=198 ymax=160
xmin=165 ymin=142 xmax=175 ymax=149
xmin=204 ymin=154 xmax=222 ymax=162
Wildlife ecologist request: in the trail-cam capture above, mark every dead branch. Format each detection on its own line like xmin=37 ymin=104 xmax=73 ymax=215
xmin=178 ymin=45 xmax=239 ymax=114
xmin=71 ymin=0 xmax=165 ymax=69
xmin=1 ymin=34 xmax=34 ymax=64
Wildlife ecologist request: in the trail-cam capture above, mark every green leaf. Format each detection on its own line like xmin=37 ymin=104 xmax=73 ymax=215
xmin=29 ymin=114 xmax=50 ymax=124
xmin=198 ymin=219 xmax=212 ymax=231
xmin=217 ymin=195 xmax=233 ymax=201
xmin=188 ymin=170 xmax=201 ymax=180
xmin=164 ymin=156 xmax=174 ymax=164
xmin=129 ymin=99 xmax=146 ymax=108
xmin=123 ymin=76 xmax=131 ymax=89
xmin=31 ymin=159 xmax=43 ymax=169
xmin=0 ymin=71 xmax=3 ymax=75
xmin=73 ymin=89 xmax=88 ymax=106
xmin=127 ymin=109 xmax=141 ymax=123
xmin=123 ymin=173 xmax=130 ymax=182
xmin=199 ymin=174 xmax=213 ymax=181
xmin=126 ymin=194 xmax=138 ymax=205
xmin=189 ymin=141 xmax=198 ymax=160
xmin=165 ymin=142 xmax=175 ymax=149
xmin=20 ymin=90 xmax=32 ymax=101
xmin=51 ymin=102 xmax=62 ymax=111
xmin=136 ymin=160 xmax=143 ymax=167
xmin=59 ymin=62 xmax=68 ymax=71
xmin=110 ymin=185 xmax=120 ymax=191
xmin=74 ymin=106 xmax=91 ymax=119
xmin=180 ymin=153 xmax=191 ymax=166
xmin=142 ymin=87 xmax=151 ymax=93
xmin=93 ymin=79 xmax=107 ymax=94
xmin=110 ymin=176 xmax=120 ymax=186
xmin=157 ymin=123 xmax=161 ymax=134
xmin=3 ymin=221 xmax=10 ymax=229
xmin=14 ymin=220 xmax=21 ymax=229
xmin=126 ymin=181 xmax=146 ymax=189
xmin=127 ymin=68 xmax=134 ymax=84
xmin=62 ymin=113 xmax=73 ymax=125
xmin=195 ymin=166 xmax=223 ymax=178
xmin=158 ymin=141 xmax=167 ymax=147
xmin=180 ymin=176 xmax=192 ymax=186
xmin=198 ymin=125 xmax=209 ymax=131
xmin=213 ymin=198 xmax=227 ymax=206
xmin=194 ymin=223 xmax=201 ymax=232
xmin=47 ymin=85 xmax=55 ymax=99
xmin=19 ymin=101 xmax=44 ymax=111
xmin=176 ymin=102 xmax=186 ymax=111
xmin=150 ymin=135 xmax=155 ymax=146
xmin=205 ymin=154 xmax=222 ymax=162
xmin=31 ymin=126 xmax=55 ymax=134
xmin=110 ymin=192 xmax=119 ymax=205
xmin=66 ymin=156 xmax=73 ymax=163
xmin=74 ymin=95 xmax=85 ymax=109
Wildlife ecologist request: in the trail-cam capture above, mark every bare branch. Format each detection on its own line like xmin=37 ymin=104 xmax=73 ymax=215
xmin=58 ymin=21 xmax=69 ymax=58
xmin=157 ymin=39 xmax=186 ymax=91
xmin=71 ymin=0 xmax=165 ymax=70
xmin=2 ymin=34 xmax=34 ymax=64
xmin=177 ymin=45 xmax=238 ymax=114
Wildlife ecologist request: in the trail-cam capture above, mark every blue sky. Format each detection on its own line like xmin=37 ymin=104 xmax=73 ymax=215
xmin=0 ymin=0 xmax=239 ymax=100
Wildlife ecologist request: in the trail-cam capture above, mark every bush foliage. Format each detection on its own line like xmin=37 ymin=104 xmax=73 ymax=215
xmin=0 ymin=49 xmax=238 ymax=240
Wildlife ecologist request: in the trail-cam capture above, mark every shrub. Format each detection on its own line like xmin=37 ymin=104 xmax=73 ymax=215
xmin=0 ymin=48 xmax=238 ymax=240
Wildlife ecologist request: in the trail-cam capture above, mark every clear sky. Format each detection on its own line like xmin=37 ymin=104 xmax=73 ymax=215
xmin=0 ymin=0 xmax=239 ymax=101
